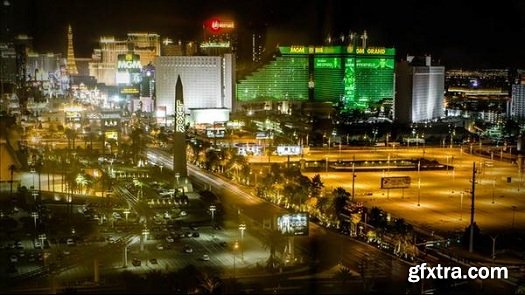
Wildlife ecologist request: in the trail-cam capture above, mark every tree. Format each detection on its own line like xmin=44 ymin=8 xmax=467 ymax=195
xmin=332 ymin=187 xmax=350 ymax=217
xmin=226 ymin=155 xmax=248 ymax=182
xmin=368 ymin=207 xmax=387 ymax=228
xmin=315 ymin=195 xmax=330 ymax=214
xmin=261 ymin=230 xmax=287 ymax=271
xmin=311 ymin=174 xmax=324 ymax=199
xmin=199 ymin=271 xmax=223 ymax=294
xmin=64 ymin=127 xmax=77 ymax=152
xmin=334 ymin=265 xmax=355 ymax=291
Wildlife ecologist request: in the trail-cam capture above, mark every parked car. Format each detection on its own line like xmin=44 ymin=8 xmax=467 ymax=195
xmin=9 ymin=255 xmax=18 ymax=263
xmin=192 ymin=232 xmax=200 ymax=238
xmin=200 ymin=254 xmax=210 ymax=261
xmin=132 ymin=258 xmax=141 ymax=267
xmin=184 ymin=245 xmax=193 ymax=253
xmin=149 ymin=258 xmax=158 ymax=264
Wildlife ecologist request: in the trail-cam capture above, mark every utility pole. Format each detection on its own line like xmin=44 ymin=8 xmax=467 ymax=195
xmin=469 ymin=162 xmax=476 ymax=253
xmin=351 ymin=155 xmax=356 ymax=202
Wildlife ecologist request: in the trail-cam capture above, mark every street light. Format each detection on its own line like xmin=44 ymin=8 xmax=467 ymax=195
xmin=38 ymin=233 xmax=46 ymax=250
xmin=492 ymin=178 xmax=496 ymax=204
xmin=417 ymin=160 xmax=421 ymax=206
xmin=210 ymin=205 xmax=216 ymax=238
xmin=31 ymin=212 xmax=38 ymax=230
xmin=460 ymin=191 xmax=464 ymax=221
xmin=239 ymin=223 xmax=246 ymax=262
xmin=141 ymin=228 xmax=149 ymax=252
xmin=123 ymin=209 xmax=130 ymax=223
xmin=32 ymin=189 xmax=38 ymax=203
xmin=490 ymin=235 xmax=498 ymax=262
xmin=233 ymin=240 xmax=239 ymax=278
xmin=351 ymin=156 xmax=356 ymax=202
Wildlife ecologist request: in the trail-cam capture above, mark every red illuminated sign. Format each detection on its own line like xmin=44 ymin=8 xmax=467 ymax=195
xmin=205 ymin=18 xmax=234 ymax=33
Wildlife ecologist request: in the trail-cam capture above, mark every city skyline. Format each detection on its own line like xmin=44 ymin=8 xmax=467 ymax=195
xmin=5 ymin=0 xmax=525 ymax=68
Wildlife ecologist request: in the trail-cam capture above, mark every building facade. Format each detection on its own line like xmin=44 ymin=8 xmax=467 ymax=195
xmin=511 ymin=84 xmax=525 ymax=122
xmin=395 ymin=56 xmax=445 ymax=124
xmin=236 ymin=45 xmax=396 ymax=111
xmin=89 ymin=33 xmax=160 ymax=86
xmin=155 ymin=54 xmax=235 ymax=117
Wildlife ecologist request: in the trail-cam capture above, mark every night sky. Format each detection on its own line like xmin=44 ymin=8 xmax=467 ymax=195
xmin=8 ymin=0 xmax=525 ymax=68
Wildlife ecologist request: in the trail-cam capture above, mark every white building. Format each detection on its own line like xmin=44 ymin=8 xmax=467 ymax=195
xmin=155 ymin=54 xmax=235 ymax=117
xmin=395 ymin=55 xmax=445 ymax=124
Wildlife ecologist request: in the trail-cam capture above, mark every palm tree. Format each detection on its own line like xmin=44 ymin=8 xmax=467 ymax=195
xmin=332 ymin=187 xmax=351 ymax=228
xmin=332 ymin=187 xmax=350 ymax=216
xmin=64 ymin=127 xmax=77 ymax=152
xmin=315 ymin=196 xmax=330 ymax=214
xmin=311 ymin=174 xmax=324 ymax=199
xmin=334 ymin=265 xmax=355 ymax=291
xmin=261 ymin=230 xmax=287 ymax=271
xmin=199 ymin=272 xmax=223 ymax=294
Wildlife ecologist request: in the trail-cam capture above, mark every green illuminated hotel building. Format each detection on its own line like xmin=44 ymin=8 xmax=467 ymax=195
xmin=237 ymin=45 xmax=396 ymax=110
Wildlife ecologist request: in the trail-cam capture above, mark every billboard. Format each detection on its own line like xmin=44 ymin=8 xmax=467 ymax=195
xmin=206 ymin=128 xmax=225 ymax=138
xmin=381 ymin=176 xmax=411 ymax=189
xmin=117 ymin=53 xmax=142 ymax=86
xmin=277 ymin=213 xmax=309 ymax=236
xmin=276 ymin=145 xmax=302 ymax=156
xmin=119 ymin=86 xmax=140 ymax=95
xmin=204 ymin=18 xmax=235 ymax=34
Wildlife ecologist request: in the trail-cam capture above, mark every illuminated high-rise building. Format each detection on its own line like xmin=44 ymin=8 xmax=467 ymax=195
xmin=201 ymin=18 xmax=236 ymax=56
xmin=395 ymin=55 xmax=445 ymax=124
xmin=66 ymin=25 xmax=78 ymax=75
xmin=89 ymin=33 xmax=160 ymax=86
xmin=236 ymin=42 xmax=395 ymax=111
xmin=155 ymin=54 xmax=235 ymax=117
xmin=251 ymin=32 xmax=264 ymax=64
xmin=511 ymin=74 xmax=525 ymax=122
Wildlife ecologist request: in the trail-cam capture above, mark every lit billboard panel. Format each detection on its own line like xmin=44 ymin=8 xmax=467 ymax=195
xmin=381 ymin=176 xmax=411 ymax=189
xmin=276 ymin=145 xmax=302 ymax=156
xmin=204 ymin=18 xmax=235 ymax=34
xmin=117 ymin=53 xmax=142 ymax=86
xmin=277 ymin=213 xmax=309 ymax=236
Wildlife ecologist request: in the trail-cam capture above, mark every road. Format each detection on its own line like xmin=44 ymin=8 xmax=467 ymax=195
xmin=147 ymin=148 xmax=412 ymax=291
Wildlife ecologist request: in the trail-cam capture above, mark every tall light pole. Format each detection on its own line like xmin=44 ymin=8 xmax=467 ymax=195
xmin=492 ymin=178 xmax=496 ymax=204
xmin=417 ymin=160 xmax=421 ymax=206
xmin=31 ymin=212 xmax=39 ymax=230
xmin=38 ymin=234 xmax=46 ymax=250
xmin=141 ymin=228 xmax=149 ymax=252
xmin=233 ymin=240 xmax=239 ymax=278
xmin=210 ymin=205 xmax=216 ymax=237
xmin=123 ymin=209 xmax=130 ymax=223
xmin=469 ymin=162 xmax=477 ymax=253
xmin=239 ymin=223 xmax=246 ymax=262
xmin=351 ymin=155 xmax=356 ymax=202
xmin=32 ymin=189 xmax=38 ymax=203
xmin=460 ymin=191 xmax=464 ymax=221
xmin=490 ymin=235 xmax=498 ymax=262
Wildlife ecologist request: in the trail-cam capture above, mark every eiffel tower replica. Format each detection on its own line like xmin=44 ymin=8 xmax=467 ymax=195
xmin=66 ymin=24 xmax=78 ymax=75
